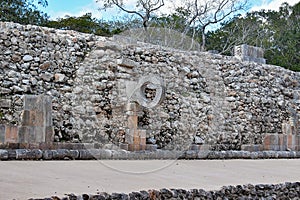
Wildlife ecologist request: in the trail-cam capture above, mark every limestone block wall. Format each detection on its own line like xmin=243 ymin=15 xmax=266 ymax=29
xmin=0 ymin=22 xmax=299 ymax=150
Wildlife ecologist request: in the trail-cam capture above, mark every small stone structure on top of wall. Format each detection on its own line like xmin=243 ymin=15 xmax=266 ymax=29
xmin=234 ymin=44 xmax=266 ymax=64
xmin=0 ymin=22 xmax=299 ymax=152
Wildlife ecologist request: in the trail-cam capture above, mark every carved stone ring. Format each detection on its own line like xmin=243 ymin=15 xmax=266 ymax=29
xmin=130 ymin=75 xmax=165 ymax=109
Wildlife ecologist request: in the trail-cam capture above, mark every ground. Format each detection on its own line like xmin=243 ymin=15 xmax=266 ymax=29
xmin=0 ymin=159 xmax=300 ymax=199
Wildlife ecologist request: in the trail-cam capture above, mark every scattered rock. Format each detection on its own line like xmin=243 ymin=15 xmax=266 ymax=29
xmin=23 ymin=55 xmax=33 ymax=62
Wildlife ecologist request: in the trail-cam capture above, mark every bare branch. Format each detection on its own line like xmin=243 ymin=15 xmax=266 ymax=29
xmin=98 ymin=0 xmax=166 ymax=28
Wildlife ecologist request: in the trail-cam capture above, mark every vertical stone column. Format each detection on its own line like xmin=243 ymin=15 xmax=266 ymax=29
xmin=19 ymin=95 xmax=54 ymax=144
xmin=122 ymin=75 xmax=165 ymax=151
xmin=125 ymin=102 xmax=146 ymax=151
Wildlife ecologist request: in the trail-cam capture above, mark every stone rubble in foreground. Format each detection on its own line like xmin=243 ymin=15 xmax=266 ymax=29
xmin=28 ymin=182 xmax=300 ymax=200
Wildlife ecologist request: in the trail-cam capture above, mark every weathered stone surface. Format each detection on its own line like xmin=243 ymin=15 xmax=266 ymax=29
xmin=23 ymin=55 xmax=33 ymax=62
xmin=0 ymin=149 xmax=8 ymax=160
xmin=0 ymin=21 xmax=299 ymax=151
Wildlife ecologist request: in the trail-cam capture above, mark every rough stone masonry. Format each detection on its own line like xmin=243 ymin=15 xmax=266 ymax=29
xmin=0 ymin=21 xmax=299 ymax=151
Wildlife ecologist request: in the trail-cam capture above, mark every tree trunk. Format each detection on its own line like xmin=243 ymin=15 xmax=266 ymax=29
xmin=201 ymin=27 xmax=206 ymax=51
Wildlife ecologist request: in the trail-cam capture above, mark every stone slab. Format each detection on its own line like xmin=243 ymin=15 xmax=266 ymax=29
xmin=278 ymin=135 xmax=287 ymax=151
xmin=45 ymin=126 xmax=54 ymax=142
xmin=18 ymin=126 xmax=35 ymax=143
xmin=5 ymin=125 xmax=18 ymax=143
xmin=0 ymin=124 xmax=5 ymax=143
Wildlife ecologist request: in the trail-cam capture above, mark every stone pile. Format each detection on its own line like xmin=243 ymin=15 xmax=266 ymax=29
xmin=29 ymin=182 xmax=300 ymax=200
xmin=0 ymin=21 xmax=299 ymax=150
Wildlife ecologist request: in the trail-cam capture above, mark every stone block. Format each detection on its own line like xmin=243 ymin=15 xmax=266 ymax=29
xmin=18 ymin=126 xmax=35 ymax=143
xmin=21 ymin=110 xmax=44 ymax=126
xmin=190 ymin=144 xmax=200 ymax=151
xmin=21 ymin=110 xmax=30 ymax=126
xmin=278 ymin=134 xmax=287 ymax=151
xmin=125 ymin=129 xmax=134 ymax=144
xmin=7 ymin=150 xmax=16 ymax=159
xmin=0 ymin=124 xmax=5 ymax=143
xmin=199 ymin=144 xmax=211 ymax=152
xmin=29 ymin=149 xmax=43 ymax=159
xmin=296 ymin=135 xmax=300 ymax=151
xmin=24 ymin=95 xmax=38 ymax=110
xmin=234 ymin=44 xmax=266 ymax=64
xmin=139 ymin=129 xmax=146 ymax=137
xmin=287 ymin=134 xmax=297 ymax=151
xmin=43 ymin=96 xmax=52 ymax=127
xmin=140 ymin=137 xmax=146 ymax=145
xmin=79 ymin=149 xmax=94 ymax=160
xmin=34 ymin=126 xmax=45 ymax=143
xmin=39 ymin=142 xmax=53 ymax=150
xmin=127 ymin=116 xmax=138 ymax=129
xmin=53 ymin=149 xmax=70 ymax=159
xmin=146 ymin=144 xmax=157 ymax=151
xmin=133 ymin=136 xmax=140 ymax=145
xmin=139 ymin=130 xmax=146 ymax=145
xmin=5 ymin=125 xmax=18 ymax=143
xmin=0 ymin=150 xmax=8 ymax=160
xmin=263 ymin=134 xmax=279 ymax=150
xmin=128 ymin=144 xmax=140 ymax=151
xmin=19 ymin=95 xmax=53 ymax=144
xmin=32 ymin=111 xmax=44 ymax=127
xmin=118 ymin=58 xmax=139 ymax=69
xmin=140 ymin=144 xmax=146 ymax=151
xmin=119 ymin=143 xmax=128 ymax=151
xmin=100 ymin=149 xmax=112 ymax=159
xmin=112 ymin=150 xmax=128 ymax=160
xmin=7 ymin=143 xmax=20 ymax=149
xmin=43 ymin=150 xmax=53 ymax=160
xmin=16 ymin=149 xmax=29 ymax=159
xmin=0 ymin=99 xmax=11 ymax=108
xmin=45 ymin=126 xmax=54 ymax=142
xmin=18 ymin=143 xmax=30 ymax=149
xmin=69 ymin=150 xmax=79 ymax=159
xmin=28 ymin=143 xmax=40 ymax=149
xmin=126 ymin=102 xmax=138 ymax=112
xmin=241 ymin=144 xmax=264 ymax=152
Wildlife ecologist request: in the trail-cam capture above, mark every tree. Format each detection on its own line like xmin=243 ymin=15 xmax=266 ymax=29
xmin=98 ymin=0 xmax=165 ymax=29
xmin=178 ymin=0 xmax=248 ymax=51
xmin=46 ymin=13 xmax=113 ymax=36
xmin=0 ymin=0 xmax=49 ymax=25
xmin=150 ymin=7 xmax=190 ymax=32
xmin=206 ymin=2 xmax=300 ymax=71
xmin=206 ymin=12 xmax=268 ymax=55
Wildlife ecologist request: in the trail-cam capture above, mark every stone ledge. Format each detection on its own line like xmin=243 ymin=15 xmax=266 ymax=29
xmin=1 ymin=149 xmax=300 ymax=160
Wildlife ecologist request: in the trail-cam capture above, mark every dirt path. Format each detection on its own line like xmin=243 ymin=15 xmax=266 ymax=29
xmin=0 ymin=159 xmax=299 ymax=199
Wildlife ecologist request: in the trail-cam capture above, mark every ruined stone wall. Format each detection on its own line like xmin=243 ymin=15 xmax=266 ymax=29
xmin=0 ymin=22 xmax=299 ymax=150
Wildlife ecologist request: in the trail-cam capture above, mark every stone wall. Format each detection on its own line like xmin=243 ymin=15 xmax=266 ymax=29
xmin=29 ymin=182 xmax=300 ymax=200
xmin=0 ymin=22 xmax=299 ymax=150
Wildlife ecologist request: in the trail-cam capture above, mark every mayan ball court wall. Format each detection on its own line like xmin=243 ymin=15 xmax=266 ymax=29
xmin=0 ymin=21 xmax=299 ymax=153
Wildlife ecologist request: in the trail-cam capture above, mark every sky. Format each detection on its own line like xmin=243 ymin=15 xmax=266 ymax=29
xmin=38 ymin=0 xmax=300 ymax=20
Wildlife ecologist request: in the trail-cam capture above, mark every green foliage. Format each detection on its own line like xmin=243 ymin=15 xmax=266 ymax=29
xmin=150 ymin=7 xmax=189 ymax=32
xmin=46 ymin=13 xmax=112 ymax=37
xmin=0 ymin=0 xmax=49 ymax=25
xmin=206 ymin=2 xmax=300 ymax=71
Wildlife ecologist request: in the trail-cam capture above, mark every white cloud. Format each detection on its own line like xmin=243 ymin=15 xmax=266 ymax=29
xmin=46 ymin=0 xmax=120 ymax=20
xmin=251 ymin=0 xmax=299 ymax=12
